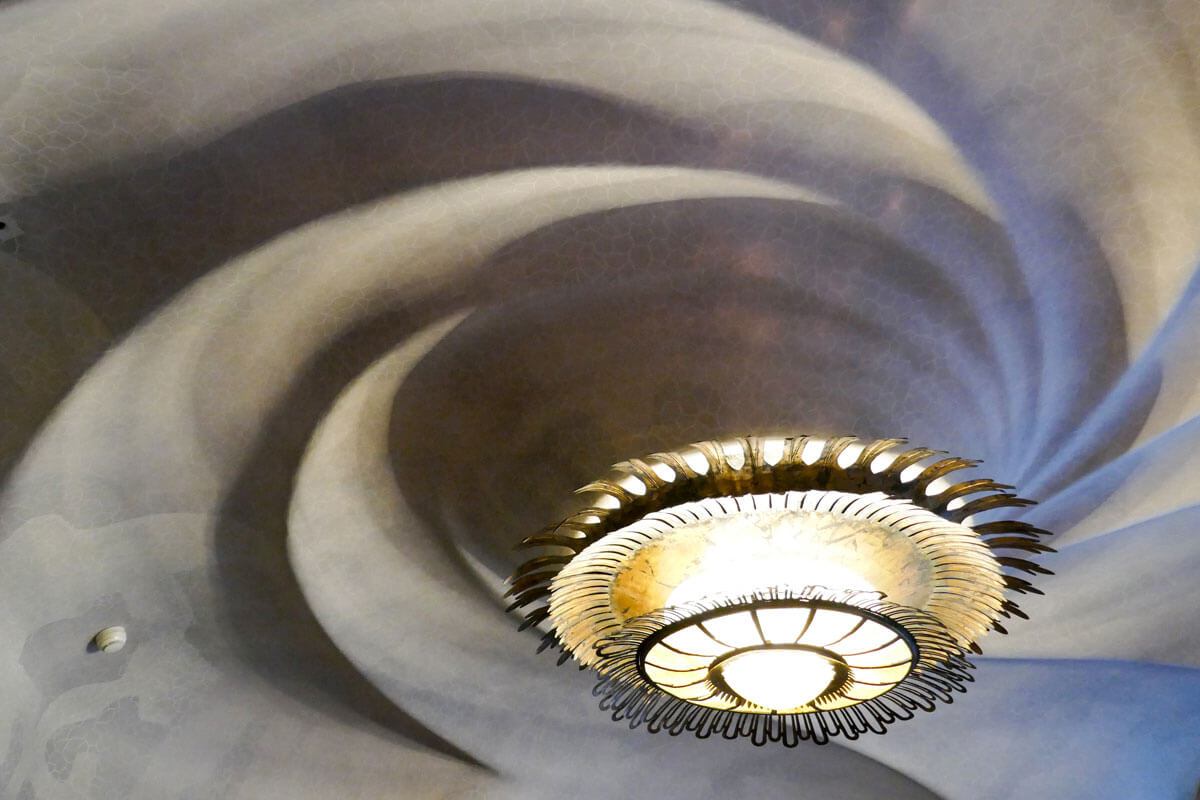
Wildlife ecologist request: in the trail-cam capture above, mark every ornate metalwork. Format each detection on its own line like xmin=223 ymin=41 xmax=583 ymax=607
xmin=548 ymin=489 xmax=1005 ymax=666
xmin=506 ymin=435 xmax=1053 ymax=743
xmin=593 ymin=588 xmax=972 ymax=745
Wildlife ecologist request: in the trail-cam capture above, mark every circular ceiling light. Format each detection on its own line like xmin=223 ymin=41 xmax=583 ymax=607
xmin=507 ymin=436 xmax=1053 ymax=744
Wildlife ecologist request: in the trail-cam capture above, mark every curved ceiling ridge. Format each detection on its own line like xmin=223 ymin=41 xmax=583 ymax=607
xmin=1 ymin=0 xmax=988 ymax=212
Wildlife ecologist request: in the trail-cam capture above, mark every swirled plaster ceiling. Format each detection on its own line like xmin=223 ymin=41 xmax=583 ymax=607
xmin=2 ymin=1 xmax=1200 ymax=798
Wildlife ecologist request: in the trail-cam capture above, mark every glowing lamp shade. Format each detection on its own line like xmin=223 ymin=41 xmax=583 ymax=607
xmin=507 ymin=436 xmax=1052 ymax=744
xmin=635 ymin=598 xmax=917 ymax=714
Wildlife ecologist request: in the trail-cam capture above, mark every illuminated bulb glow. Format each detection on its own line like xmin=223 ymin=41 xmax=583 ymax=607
xmin=715 ymin=649 xmax=837 ymax=711
xmin=549 ymin=490 xmax=983 ymax=669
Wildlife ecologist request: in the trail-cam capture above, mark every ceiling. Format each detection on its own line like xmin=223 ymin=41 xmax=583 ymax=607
xmin=2 ymin=1 xmax=1199 ymax=798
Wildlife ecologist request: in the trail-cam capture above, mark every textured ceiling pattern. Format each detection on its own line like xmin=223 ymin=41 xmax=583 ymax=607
xmin=2 ymin=2 xmax=1200 ymax=798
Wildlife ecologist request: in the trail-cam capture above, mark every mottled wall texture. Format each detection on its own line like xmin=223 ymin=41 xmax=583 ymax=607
xmin=2 ymin=2 xmax=1200 ymax=798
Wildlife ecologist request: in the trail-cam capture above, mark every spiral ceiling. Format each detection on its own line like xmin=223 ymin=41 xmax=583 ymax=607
xmin=2 ymin=1 xmax=1200 ymax=798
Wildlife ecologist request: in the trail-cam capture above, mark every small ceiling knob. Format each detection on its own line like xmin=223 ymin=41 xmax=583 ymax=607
xmin=93 ymin=626 xmax=127 ymax=653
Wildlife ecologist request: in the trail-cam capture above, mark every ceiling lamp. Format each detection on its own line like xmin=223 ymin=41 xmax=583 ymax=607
xmin=507 ymin=436 xmax=1053 ymax=744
